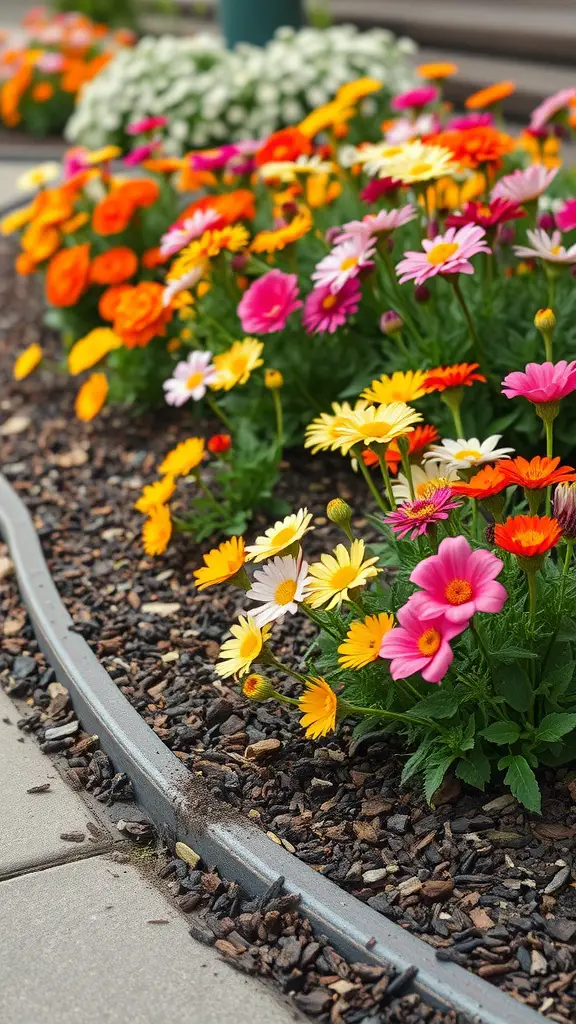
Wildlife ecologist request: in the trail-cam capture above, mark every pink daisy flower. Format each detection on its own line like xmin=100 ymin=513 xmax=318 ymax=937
xmin=514 ymin=228 xmax=576 ymax=264
xmin=379 ymin=594 xmax=466 ymax=683
xmin=384 ymin=487 xmax=461 ymax=540
xmin=446 ymin=112 xmax=493 ymax=130
xmin=127 ymin=115 xmax=168 ymax=135
xmin=410 ymin=535 xmax=507 ymax=625
xmin=556 ymin=199 xmax=576 ymax=232
xmin=160 ymin=209 xmax=223 ymax=258
xmin=502 ymin=360 xmax=576 ymax=403
xmin=237 ymin=270 xmax=302 ymax=335
xmin=163 ymin=350 xmax=217 ymax=406
xmin=302 ymin=279 xmax=361 ymax=335
xmin=530 ymin=88 xmax=576 ymax=132
xmin=312 ymin=236 xmax=376 ymax=295
xmin=396 ymin=224 xmax=491 ymax=286
xmin=492 ymin=165 xmax=558 ymax=204
xmin=335 ymin=204 xmax=417 ymax=244
xmin=391 ymin=85 xmax=438 ymax=112
xmin=188 ymin=145 xmax=240 ymax=172
xmin=123 ymin=142 xmax=160 ymax=167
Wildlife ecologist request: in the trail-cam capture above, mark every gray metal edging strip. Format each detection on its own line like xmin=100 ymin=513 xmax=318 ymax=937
xmin=0 ymin=481 xmax=542 ymax=1024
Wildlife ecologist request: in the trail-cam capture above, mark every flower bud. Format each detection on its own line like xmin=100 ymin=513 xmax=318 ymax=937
xmin=325 ymin=225 xmax=341 ymax=246
xmin=534 ymin=308 xmax=556 ymax=332
xmin=414 ymin=284 xmax=430 ymax=303
xmin=231 ymin=252 xmax=249 ymax=272
xmin=207 ymin=433 xmax=231 ymax=454
xmin=265 ymin=368 xmax=284 ymax=390
xmin=380 ymin=310 xmax=404 ymax=335
xmin=537 ymin=212 xmax=556 ymax=232
xmin=327 ymin=497 xmax=353 ymax=541
xmin=242 ymin=674 xmax=275 ymax=701
xmin=553 ymin=482 xmax=576 ymax=540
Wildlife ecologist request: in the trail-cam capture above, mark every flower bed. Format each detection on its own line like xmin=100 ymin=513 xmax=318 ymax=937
xmin=0 ymin=7 xmax=134 ymax=137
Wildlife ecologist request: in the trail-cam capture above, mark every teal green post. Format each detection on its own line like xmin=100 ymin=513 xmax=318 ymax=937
xmin=218 ymin=0 xmax=304 ymax=48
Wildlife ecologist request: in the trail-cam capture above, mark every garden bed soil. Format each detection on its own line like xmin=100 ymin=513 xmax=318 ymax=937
xmin=2 ymin=237 xmax=576 ymax=1022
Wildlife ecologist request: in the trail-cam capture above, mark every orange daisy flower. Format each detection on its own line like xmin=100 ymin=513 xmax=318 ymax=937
xmin=424 ymin=363 xmax=487 ymax=393
xmin=417 ymin=62 xmax=458 ymax=80
xmin=430 ymin=127 xmax=514 ymax=170
xmin=362 ymin=424 xmax=439 ymax=473
xmin=495 ymin=515 xmax=562 ymax=558
xmin=497 ymin=456 xmax=576 ymax=491
xmin=465 ymin=81 xmax=515 ymax=110
xmin=451 ymin=464 xmax=508 ymax=499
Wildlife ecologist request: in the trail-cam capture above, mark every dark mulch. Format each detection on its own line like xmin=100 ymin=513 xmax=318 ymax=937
xmin=2 ymin=236 xmax=576 ymax=1021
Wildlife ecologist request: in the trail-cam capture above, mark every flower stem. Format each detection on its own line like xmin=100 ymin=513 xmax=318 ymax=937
xmin=527 ymin=570 xmax=537 ymax=633
xmin=206 ymin=394 xmax=233 ymax=431
xmin=561 ymin=539 xmax=574 ymax=606
xmin=197 ymin=475 xmax=227 ymax=518
xmin=545 ymin=419 xmax=553 ymax=514
xmin=451 ymin=277 xmax=486 ymax=369
xmin=353 ymin=446 xmax=388 ymax=514
xmin=272 ymin=389 xmax=283 ymax=452
xmin=377 ymin=449 xmax=396 ymax=509
xmin=341 ymin=700 xmax=443 ymax=733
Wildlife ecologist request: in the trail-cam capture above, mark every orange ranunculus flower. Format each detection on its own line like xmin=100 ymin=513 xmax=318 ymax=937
xmin=255 ymin=127 xmax=313 ymax=167
xmin=90 ymin=246 xmax=138 ymax=285
xmin=113 ymin=282 xmax=173 ymax=348
xmin=92 ymin=192 xmax=134 ymax=235
xmin=33 ymin=187 xmax=75 ymax=228
xmin=98 ymin=284 xmax=131 ymax=321
xmin=21 ymin=222 xmax=61 ymax=263
xmin=113 ymin=178 xmax=160 ymax=209
xmin=142 ymin=247 xmax=166 ymax=269
xmin=15 ymin=252 xmax=37 ymax=276
xmin=75 ymin=372 xmax=108 ymax=421
xmin=46 ymin=243 xmax=90 ymax=307
xmin=32 ymin=82 xmax=54 ymax=102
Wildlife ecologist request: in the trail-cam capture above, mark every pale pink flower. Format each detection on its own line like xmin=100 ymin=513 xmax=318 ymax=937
xmin=514 ymin=228 xmax=576 ymax=264
xmin=385 ymin=488 xmax=461 ymax=540
xmin=502 ymin=360 xmax=576 ymax=403
xmin=384 ymin=113 xmax=438 ymax=144
xmin=335 ymin=204 xmax=417 ymax=244
xmin=35 ymin=52 xmax=64 ymax=73
xmin=379 ymin=594 xmax=466 ymax=683
xmin=237 ymin=270 xmax=302 ymax=334
xmin=391 ymin=85 xmax=438 ymax=112
xmin=302 ymin=279 xmax=361 ymax=334
xmin=492 ymin=165 xmax=558 ymax=204
xmin=530 ymin=88 xmax=576 ymax=132
xmin=312 ymin=236 xmax=375 ymax=294
xmin=410 ymin=536 xmax=507 ymax=625
xmin=396 ymin=224 xmax=490 ymax=286
xmin=556 ymin=199 xmax=576 ymax=232
xmin=163 ymin=350 xmax=217 ymax=406
xmin=188 ymin=145 xmax=240 ymax=172
xmin=160 ymin=209 xmax=223 ymax=258
xmin=127 ymin=115 xmax=168 ymax=135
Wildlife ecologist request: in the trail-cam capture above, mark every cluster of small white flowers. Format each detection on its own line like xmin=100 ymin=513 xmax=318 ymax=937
xmin=66 ymin=24 xmax=416 ymax=153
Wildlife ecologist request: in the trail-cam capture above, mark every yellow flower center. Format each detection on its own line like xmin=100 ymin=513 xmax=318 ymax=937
xmin=322 ymin=294 xmax=337 ymax=309
xmin=427 ymin=242 xmax=459 ymax=266
xmin=445 ymin=578 xmax=473 ymax=605
xmin=340 ymin=255 xmax=359 ymax=271
xmin=361 ymin=421 xmax=391 ymax=439
xmin=416 ymin=478 xmax=448 ymax=497
xmin=455 ymin=448 xmax=482 ymax=461
xmin=271 ymin=525 xmax=296 ymax=548
xmin=409 ymin=161 xmax=432 ymax=177
xmin=550 ymin=245 xmax=562 ymax=255
xmin=240 ymin=632 xmax=260 ymax=659
xmin=417 ymin=627 xmax=442 ymax=656
xmin=404 ymin=502 xmax=436 ymax=519
xmin=231 ymin=356 xmax=248 ymax=374
xmin=516 ymin=529 xmax=545 ymax=546
xmin=477 ymin=204 xmax=492 ymax=218
xmin=186 ymin=371 xmax=204 ymax=390
xmin=274 ymin=579 xmax=298 ymax=605
xmin=330 ymin=565 xmax=359 ymax=591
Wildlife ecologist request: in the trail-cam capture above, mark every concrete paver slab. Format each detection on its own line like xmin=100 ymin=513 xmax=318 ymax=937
xmin=0 ymin=855 xmax=300 ymax=1024
xmin=0 ymin=689 xmax=114 ymax=878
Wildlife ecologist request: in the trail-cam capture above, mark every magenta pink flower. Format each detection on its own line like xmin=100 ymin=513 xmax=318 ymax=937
xmin=360 ymin=177 xmax=399 ymax=204
xmin=123 ymin=142 xmax=159 ymax=167
xmin=63 ymin=146 xmax=89 ymax=179
xmin=446 ymin=112 xmax=493 ymax=130
xmin=409 ymin=536 xmax=507 ymax=625
xmin=385 ymin=488 xmax=461 ymax=540
xmin=391 ymin=85 xmax=438 ymax=112
xmin=188 ymin=145 xmax=240 ymax=172
xmin=396 ymin=224 xmax=490 ymax=286
xmin=379 ymin=594 xmax=466 ymax=683
xmin=126 ymin=116 xmax=168 ymax=135
xmin=492 ymin=165 xmax=558 ymax=204
xmin=530 ymin=89 xmax=576 ymax=132
xmin=302 ymin=279 xmax=361 ymax=335
xmin=502 ymin=360 xmax=576 ymax=403
xmin=557 ymin=199 xmax=576 ymax=232
xmin=237 ymin=270 xmax=302 ymax=335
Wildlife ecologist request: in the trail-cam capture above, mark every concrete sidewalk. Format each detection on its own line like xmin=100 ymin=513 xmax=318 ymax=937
xmin=0 ymin=688 xmax=299 ymax=1024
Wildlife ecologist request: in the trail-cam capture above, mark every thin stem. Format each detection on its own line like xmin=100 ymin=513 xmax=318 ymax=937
xmin=262 ymin=651 xmax=308 ymax=685
xmin=545 ymin=420 xmax=553 ymax=514
xmin=206 ymin=394 xmax=232 ymax=432
xmin=561 ymin=539 xmax=574 ymax=607
xmin=341 ymin=700 xmax=443 ymax=733
xmin=353 ymin=446 xmax=388 ymax=514
xmin=300 ymin=603 xmax=342 ymax=642
xmin=197 ymin=475 xmax=228 ymax=518
xmin=272 ymin=389 xmax=283 ymax=451
xmin=377 ymin=449 xmax=396 ymax=509
xmin=527 ymin=570 xmax=537 ymax=633
xmin=202 ymin=313 xmax=236 ymax=345
xmin=400 ymin=450 xmax=416 ymax=500
xmin=451 ymin=277 xmax=486 ymax=368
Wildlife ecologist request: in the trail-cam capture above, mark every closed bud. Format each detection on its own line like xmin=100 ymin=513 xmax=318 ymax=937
xmin=242 ymin=674 xmax=275 ymax=701
xmin=231 ymin=252 xmax=249 ymax=272
xmin=325 ymin=225 xmax=341 ymax=246
xmin=265 ymin=368 xmax=283 ymax=390
xmin=414 ymin=284 xmax=431 ymax=303
xmin=534 ymin=307 xmax=556 ymax=332
xmin=553 ymin=482 xmax=576 ymax=540
xmin=327 ymin=497 xmax=353 ymax=540
xmin=537 ymin=212 xmax=556 ymax=232
xmin=380 ymin=309 xmax=404 ymax=335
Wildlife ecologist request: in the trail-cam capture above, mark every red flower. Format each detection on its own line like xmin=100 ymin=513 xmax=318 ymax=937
xmin=446 ymin=198 xmax=524 ymax=229
xmin=208 ymin=433 xmax=231 ymax=455
xmin=424 ymin=363 xmax=486 ymax=393
xmin=255 ymin=128 xmax=312 ymax=167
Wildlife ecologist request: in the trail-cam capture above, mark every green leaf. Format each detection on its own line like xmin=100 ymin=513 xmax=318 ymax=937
xmin=503 ymin=755 xmax=541 ymax=814
xmin=455 ymin=745 xmax=492 ymax=791
xmin=544 ymin=662 xmax=575 ymax=701
xmin=480 ymin=721 xmax=521 ymax=745
xmin=535 ymin=713 xmax=576 ymax=744
xmin=409 ymin=690 xmax=459 ymax=721
xmin=488 ymin=646 xmax=537 ymax=662
xmin=555 ymin=619 xmax=576 ymax=643
xmin=494 ymin=665 xmax=533 ymax=713
xmin=424 ymin=754 xmax=456 ymax=805
xmin=400 ymin=737 xmax=435 ymax=785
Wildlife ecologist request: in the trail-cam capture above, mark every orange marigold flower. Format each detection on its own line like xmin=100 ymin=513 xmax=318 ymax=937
xmin=46 ymin=243 xmax=90 ymax=307
xmin=142 ymin=246 xmax=167 ymax=269
xmin=451 ymin=464 xmax=508 ymax=499
xmin=113 ymin=281 xmax=173 ymax=348
xmin=497 ymin=456 xmax=576 ymax=491
xmin=98 ymin=283 xmax=131 ymax=321
xmin=495 ymin=514 xmax=561 ymax=559
xmin=74 ymin=372 xmax=108 ymax=422
xmin=424 ymin=363 xmax=487 ymax=393
xmin=92 ymin=193 xmax=134 ymax=236
xmin=363 ymin=424 xmax=440 ymax=473
xmin=113 ymin=178 xmax=160 ymax=209
xmin=418 ymin=62 xmax=458 ymax=80
xmin=430 ymin=127 xmax=514 ymax=170
xmin=90 ymin=246 xmax=138 ymax=285
xmin=465 ymin=81 xmax=515 ymax=110
xmin=61 ymin=211 xmax=89 ymax=234
xmin=255 ymin=127 xmax=313 ymax=167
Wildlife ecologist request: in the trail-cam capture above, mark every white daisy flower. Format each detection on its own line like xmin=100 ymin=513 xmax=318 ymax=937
xmin=246 ymin=554 xmax=310 ymax=626
xmin=392 ymin=461 xmax=458 ymax=504
xmin=424 ymin=436 xmax=514 ymax=472
xmin=163 ymin=351 xmax=217 ymax=406
xmin=514 ymin=229 xmax=576 ymax=265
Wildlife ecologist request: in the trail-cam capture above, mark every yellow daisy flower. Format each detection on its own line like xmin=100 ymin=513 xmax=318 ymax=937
xmin=305 ymin=539 xmax=379 ymax=610
xmin=298 ymin=677 xmax=338 ymax=739
xmin=304 ymin=401 xmax=367 ymax=454
xmin=193 ymin=536 xmax=246 ymax=590
xmin=215 ymin=616 xmax=272 ymax=679
xmin=68 ymin=328 xmax=122 ymax=376
xmin=1 ymin=203 xmax=35 ymax=235
xmin=143 ymin=504 xmax=172 ymax=556
xmin=85 ymin=145 xmax=122 ymax=165
xmin=333 ymin=402 xmax=423 ymax=455
xmin=386 ymin=141 xmax=458 ymax=185
xmin=362 ymin=370 xmax=431 ymax=406
xmin=245 ymin=508 xmax=313 ymax=563
xmin=299 ymin=101 xmax=355 ymax=138
xmin=211 ymin=337 xmax=264 ymax=391
xmin=74 ymin=373 xmax=108 ymax=422
xmin=336 ymin=77 xmax=383 ymax=106
xmin=338 ymin=613 xmax=395 ymax=670
xmin=134 ymin=476 xmax=176 ymax=515
xmin=250 ymin=209 xmax=312 ymax=254
xmin=159 ymin=437 xmax=205 ymax=477
xmin=13 ymin=343 xmax=43 ymax=381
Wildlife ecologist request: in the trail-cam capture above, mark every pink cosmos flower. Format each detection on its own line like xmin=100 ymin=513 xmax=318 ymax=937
xmin=385 ymin=488 xmax=461 ymax=540
xmin=379 ymin=594 xmax=466 ymax=683
xmin=123 ymin=142 xmax=160 ymax=167
xmin=188 ymin=145 xmax=240 ymax=172
xmin=492 ymin=165 xmax=558 ymax=204
xmin=556 ymin=199 xmax=576 ymax=232
xmin=410 ymin=536 xmax=507 ymax=625
xmin=514 ymin=228 xmax=576 ymax=264
xmin=312 ymin=236 xmax=375 ymax=294
xmin=163 ymin=350 xmax=217 ymax=406
xmin=391 ymin=85 xmax=438 ymax=112
xmin=237 ymin=270 xmax=302 ymax=335
xmin=396 ymin=224 xmax=491 ymax=286
xmin=127 ymin=115 xmax=168 ymax=135
xmin=502 ymin=360 xmax=576 ymax=403
xmin=160 ymin=209 xmax=223 ymax=258
xmin=530 ymin=89 xmax=576 ymax=132
xmin=335 ymin=204 xmax=417 ymax=244
xmin=302 ymin=279 xmax=361 ymax=334
xmin=446 ymin=112 xmax=494 ymax=130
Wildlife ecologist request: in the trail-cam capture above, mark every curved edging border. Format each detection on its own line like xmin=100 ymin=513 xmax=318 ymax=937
xmin=0 ymin=486 xmax=542 ymax=1022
